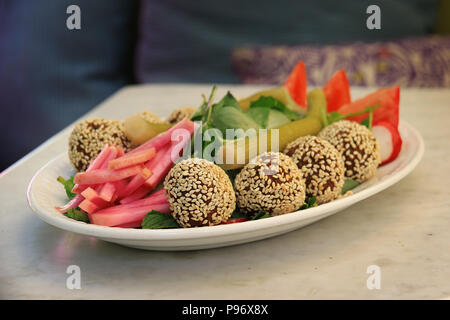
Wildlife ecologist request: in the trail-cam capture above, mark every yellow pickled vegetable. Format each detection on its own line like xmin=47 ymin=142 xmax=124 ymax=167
xmin=218 ymin=89 xmax=325 ymax=170
xmin=123 ymin=114 xmax=172 ymax=147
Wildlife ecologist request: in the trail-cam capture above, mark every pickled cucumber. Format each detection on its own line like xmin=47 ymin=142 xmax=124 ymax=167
xmin=218 ymin=89 xmax=326 ymax=170
xmin=123 ymin=114 xmax=172 ymax=147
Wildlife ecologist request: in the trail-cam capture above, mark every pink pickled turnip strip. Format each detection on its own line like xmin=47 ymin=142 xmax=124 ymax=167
xmin=143 ymin=124 xmax=194 ymax=188
xmin=79 ymin=198 xmax=99 ymax=215
xmin=86 ymin=144 xmax=111 ymax=171
xmin=115 ymin=221 xmax=142 ymax=228
xmin=72 ymin=146 xmax=117 ymax=194
xmin=95 ymin=189 xmax=168 ymax=214
xmin=108 ymin=148 xmax=156 ymax=170
xmin=144 ymin=143 xmax=171 ymax=170
xmin=99 ymin=182 xmax=116 ymax=202
xmin=90 ymin=202 xmax=171 ymax=227
xmin=118 ymin=174 xmax=147 ymax=200
xmin=128 ymin=118 xmax=195 ymax=155
xmin=116 ymin=146 xmax=125 ymax=157
xmin=74 ymin=165 xmax=143 ymax=185
xmin=119 ymin=185 xmax=151 ymax=204
xmin=81 ymin=187 xmax=109 ymax=208
xmin=55 ymin=193 xmax=84 ymax=213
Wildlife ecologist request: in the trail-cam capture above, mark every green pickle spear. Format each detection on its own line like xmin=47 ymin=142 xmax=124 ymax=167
xmin=218 ymin=88 xmax=325 ymax=170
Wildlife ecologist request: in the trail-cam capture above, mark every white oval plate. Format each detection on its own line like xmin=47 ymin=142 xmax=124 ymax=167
xmin=27 ymin=121 xmax=424 ymax=251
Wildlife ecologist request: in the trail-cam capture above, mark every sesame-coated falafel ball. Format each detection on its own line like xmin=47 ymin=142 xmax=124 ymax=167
xmin=68 ymin=118 xmax=131 ymax=172
xmin=166 ymin=106 xmax=197 ymax=124
xmin=234 ymin=152 xmax=306 ymax=216
xmin=164 ymin=158 xmax=235 ymax=227
xmin=319 ymin=120 xmax=381 ymax=182
xmin=284 ymin=135 xmax=345 ymax=204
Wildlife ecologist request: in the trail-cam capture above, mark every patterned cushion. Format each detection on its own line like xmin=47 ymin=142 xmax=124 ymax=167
xmin=232 ymin=36 xmax=450 ymax=87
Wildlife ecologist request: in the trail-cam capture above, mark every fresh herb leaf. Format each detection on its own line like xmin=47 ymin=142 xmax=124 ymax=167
xmin=64 ymin=208 xmax=90 ymax=223
xmin=190 ymin=86 xmax=218 ymax=122
xmin=231 ymin=209 xmax=247 ymax=219
xmin=57 ymin=176 xmax=76 ymax=200
xmin=249 ymin=96 xmax=301 ymax=121
xmin=247 ymin=96 xmax=301 ymax=128
xmin=212 ymin=106 xmax=261 ymax=135
xmin=246 ymin=107 xmax=271 ymax=128
xmin=361 ymin=110 xmax=374 ymax=130
xmin=325 ymin=104 xmax=380 ymax=127
xmin=361 ymin=118 xmax=370 ymax=128
xmin=299 ymin=197 xmax=317 ymax=210
xmin=251 ymin=211 xmax=270 ymax=220
xmin=341 ymin=179 xmax=360 ymax=194
xmin=141 ymin=210 xmax=180 ymax=229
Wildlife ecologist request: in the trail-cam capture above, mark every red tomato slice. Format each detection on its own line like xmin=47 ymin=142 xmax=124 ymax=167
xmin=284 ymin=61 xmax=307 ymax=109
xmin=337 ymin=86 xmax=400 ymax=129
xmin=323 ymin=70 xmax=351 ymax=112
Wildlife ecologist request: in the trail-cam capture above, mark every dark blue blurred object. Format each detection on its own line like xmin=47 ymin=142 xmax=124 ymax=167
xmin=136 ymin=0 xmax=438 ymax=83
xmin=0 ymin=0 xmax=438 ymax=170
xmin=0 ymin=0 xmax=137 ymax=170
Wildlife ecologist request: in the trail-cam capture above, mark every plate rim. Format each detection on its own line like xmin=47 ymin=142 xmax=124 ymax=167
xmin=27 ymin=120 xmax=425 ymax=241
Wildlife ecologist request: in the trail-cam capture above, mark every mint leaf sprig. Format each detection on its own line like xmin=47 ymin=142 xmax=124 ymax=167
xmin=141 ymin=210 xmax=180 ymax=229
xmin=57 ymin=176 xmax=76 ymax=200
xmin=321 ymin=104 xmax=380 ymax=127
xmin=299 ymin=197 xmax=317 ymax=210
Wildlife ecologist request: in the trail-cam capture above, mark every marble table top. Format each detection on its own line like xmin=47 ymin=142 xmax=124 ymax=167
xmin=0 ymin=84 xmax=449 ymax=299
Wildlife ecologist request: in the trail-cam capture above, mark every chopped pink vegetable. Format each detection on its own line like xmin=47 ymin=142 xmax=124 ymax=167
xmin=129 ymin=118 xmax=194 ymax=155
xmin=108 ymin=148 xmax=156 ymax=170
xmin=74 ymin=165 xmax=143 ymax=185
xmin=95 ymin=189 xmax=168 ymax=214
xmin=116 ymin=146 xmax=125 ymax=157
xmin=81 ymin=187 xmax=109 ymax=208
xmin=79 ymin=198 xmax=100 ymax=214
xmin=115 ymin=221 xmax=142 ymax=228
xmin=86 ymin=144 xmax=112 ymax=171
xmin=55 ymin=193 xmax=84 ymax=213
xmin=99 ymin=182 xmax=116 ymax=202
xmin=144 ymin=124 xmax=194 ymax=188
xmin=90 ymin=202 xmax=170 ymax=227
xmin=119 ymin=174 xmax=147 ymax=200
xmin=119 ymin=185 xmax=151 ymax=204
xmin=72 ymin=146 xmax=117 ymax=194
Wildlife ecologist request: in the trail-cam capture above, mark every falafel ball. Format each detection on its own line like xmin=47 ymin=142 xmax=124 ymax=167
xmin=234 ymin=152 xmax=306 ymax=216
xmin=284 ymin=135 xmax=345 ymax=204
xmin=319 ymin=120 xmax=381 ymax=182
xmin=68 ymin=118 xmax=131 ymax=172
xmin=166 ymin=106 xmax=197 ymax=124
xmin=164 ymin=158 xmax=236 ymax=227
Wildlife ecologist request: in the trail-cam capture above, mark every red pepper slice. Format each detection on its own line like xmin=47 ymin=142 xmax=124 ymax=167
xmin=323 ymin=70 xmax=351 ymax=112
xmin=337 ymin=86 xmax=400 ymax=129
xmin=284 ymin=61 xmax=307 ymax=109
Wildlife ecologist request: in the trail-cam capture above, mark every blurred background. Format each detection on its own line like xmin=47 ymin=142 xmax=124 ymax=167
xmin=0 ymin=0 xmax=448 ymax=171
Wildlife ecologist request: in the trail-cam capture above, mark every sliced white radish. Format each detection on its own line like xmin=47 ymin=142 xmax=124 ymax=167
xmin=372 ymin=121 xmax=402 ymax=165
xmin=372 ymin=125 xmax=393 ymax=162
